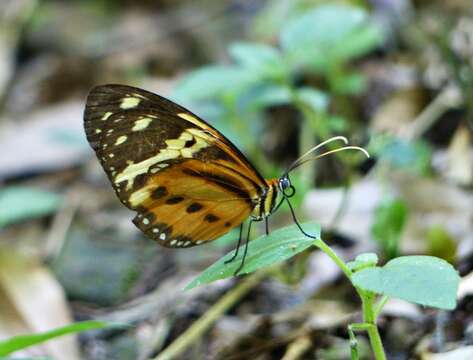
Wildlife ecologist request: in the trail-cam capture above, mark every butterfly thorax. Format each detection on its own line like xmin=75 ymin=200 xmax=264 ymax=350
xmin=250 ymin=179 xmax=280 ymax=220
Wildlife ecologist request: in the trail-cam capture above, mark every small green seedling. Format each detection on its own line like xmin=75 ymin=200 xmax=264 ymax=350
xmin=0 ymin=320 xmax=121 ymax=357
xmin=189 ymin=225 xmax=460 ymax=360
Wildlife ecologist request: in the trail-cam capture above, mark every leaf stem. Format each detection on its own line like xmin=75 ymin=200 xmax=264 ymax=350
xmin=313 ymin=238 xmax=352 ymax=279
xmin=313 ymin=239 xmax=387 ymax=360
xmin=361 ymin=293 xmax=386 ymax=360
xmin=373 ymin=295 xmax=389 ymax=320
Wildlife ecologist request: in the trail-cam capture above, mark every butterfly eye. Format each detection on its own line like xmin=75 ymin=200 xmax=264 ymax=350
xmin=279 ymin=177 xmax=290 ymax=190
xmin=279 ymin=177 xmax=295 ymax=197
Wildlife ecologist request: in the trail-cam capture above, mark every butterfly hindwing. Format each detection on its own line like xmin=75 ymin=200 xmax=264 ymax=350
xmin=84 ymin=84 xmax=266 ymax=246
xmin=131 ymin=160 xmax=253 ymax=247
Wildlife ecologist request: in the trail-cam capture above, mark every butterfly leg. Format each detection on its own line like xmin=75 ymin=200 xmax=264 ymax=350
xmin=233 ymin=219 xmax=254 ymax=276
xmin=286 ymin=197 xmax=317 ymax=239
xmin=224 ymin=223 xmax=244 ymax=264
xmin=265 ymin=217 xmax=269 ymax=235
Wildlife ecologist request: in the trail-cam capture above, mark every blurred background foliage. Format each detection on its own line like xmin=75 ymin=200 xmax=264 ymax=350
xmin=0 ymin=0 xmax=473 ymax=359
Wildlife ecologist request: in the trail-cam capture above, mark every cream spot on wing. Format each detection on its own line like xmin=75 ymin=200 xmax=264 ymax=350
xmin=177 ymin=112 xmax=207 ymax=128
xmin=142 ymin=218 xmax=149 ymax=225
xmin=150 ymin=163 xmax=169 ymax=174
xmin=170 ymin=239 xmax=177 ymax=246
xmin=95 ymin=129 xmax=102 ymax=134
xmin=115 ymin=135 xmax=127 ymax=145
xmin=102 ymin=112 xmax=113 ymax=120
xmin=180 ymin=129 xmax=212 ymax=158
xmin=132 ymin=117 xmax=153 ymax=131
xmin=109 ymin=153 xmax=114 ymax=158
xmin=159 ymin=233 xmax=166 ymax=240
xmin=152 ymin=228 xmax=159 ymax=233
xmin=177 ymin=241 xmax=183 ymax=247
xmin=116 ymin=149 xmax=180 ymax=190
xmin=129 ymin=187 xmax=151 ymax=207
xmin=183 ymin=241 xmax=191 ymax=247
xmin=196 ymin=240 xmax=204 ymax=245
xmin=103 ymin=144 xmax=108 ymax=149
xmin=165 ymin=139 xmax=186 ymax=150
xmin=114 ymin=128 xmax=213 ymax=191
xmin=120 ymin=97 xmax=141 ymax=109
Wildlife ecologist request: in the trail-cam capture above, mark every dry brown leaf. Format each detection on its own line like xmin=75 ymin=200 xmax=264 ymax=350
xmin=457 ymin=271 xmax=473 ymax=300
xmin=371 ymin=88 xmax=426 ymax=135
xmin=421 ymin=345 xmax=473 ymax=360
xmin=0 ymin=101 xmax=88 ymax=179
xmin=304 ymin=179 xmax=383 ymax=245
xmin=0 ymin=247 xmax=80 ymax=360
xmin=446 ymin=125 xmax=473 ymax=186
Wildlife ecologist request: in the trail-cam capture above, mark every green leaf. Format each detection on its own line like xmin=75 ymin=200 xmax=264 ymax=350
xmin=371 ymin=197 xmax=408 ymax=260
xmin=331 ymin=24 xmax=383 ymax=62
xmin=229 ymin=42 xmax=287 ymax=80
xmin=281 ymin=4 xmax=368 ymax=52
xmin=210 ymin=227 xmax=241 ymax=249
xmin=281 ymin=4 xmax=380 ymax=68
xmin=296 ymin=87 xmax=330 ymax=112
xmin=426 ymin=226 xmax=457 ymax=264
xmin=352 ymin=256 xmax=460 ymax=310
xmin=331 ymin=73 xmax=367 ymax=95
xmin=0 ymin=321 xmax=121 ymax=356
xmin=347 ymin=252 xmax=379 ymax=272
xmin=326 ymin=115 xmax=349 ymax=132
xmin=0 ymin=186 xmax=63 ymax=228
xmin=172 ymin=66 xmax=253 ymax=101
xmin=246 ymin=84 xmax=292 ymax=108
xmin=186 ymin=222 xmax=320 ymax=289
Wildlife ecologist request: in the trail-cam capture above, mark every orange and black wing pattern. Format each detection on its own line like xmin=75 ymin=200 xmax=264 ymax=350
xmin=84 ymin=85 xmax=266 ymax=247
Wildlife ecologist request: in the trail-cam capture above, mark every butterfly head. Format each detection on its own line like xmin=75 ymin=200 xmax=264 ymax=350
xmin=278 ymin=175 xmax=295 ymax=198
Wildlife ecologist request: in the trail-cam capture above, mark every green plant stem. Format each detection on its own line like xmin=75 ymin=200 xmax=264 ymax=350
xmin=373 ymin=295 xmax=389 ymax=320
xmin=288 ymin=86 xmax=328 ymax=188
xmin=313 ymin=239 xmax=387 ymax=360
xmin=299 ymin=116 xmax=316 ymax=185
xmin=361 ymin=292 xmax=386 ymax=360
xmin=313 ymin=238 xmax=352 ymax=279
xmin=153 ymin=270 xmax=267 ymax=360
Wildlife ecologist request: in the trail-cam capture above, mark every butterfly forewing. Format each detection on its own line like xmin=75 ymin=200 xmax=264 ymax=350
xmin=84 ymin=84 xmax=267 ymax=247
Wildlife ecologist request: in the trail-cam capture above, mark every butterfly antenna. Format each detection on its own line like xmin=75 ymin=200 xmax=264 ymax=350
xmin=285 ymin=136 xmax=348 ymax=174
xmin=282 ymin=140 xmax=369 ymax=240
xmin=290 ymin=146 xmax=370 ymax=170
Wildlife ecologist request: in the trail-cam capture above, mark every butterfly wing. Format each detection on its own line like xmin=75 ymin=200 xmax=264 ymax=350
xmin=84 ymin=84 xmax=266 ymax=247
xmin=130 ymin=160 xmax=253 ymax=247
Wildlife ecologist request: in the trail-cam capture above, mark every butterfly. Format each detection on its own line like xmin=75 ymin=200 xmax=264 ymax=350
xmin=84 ymin=84 xmax=367 ymax=274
